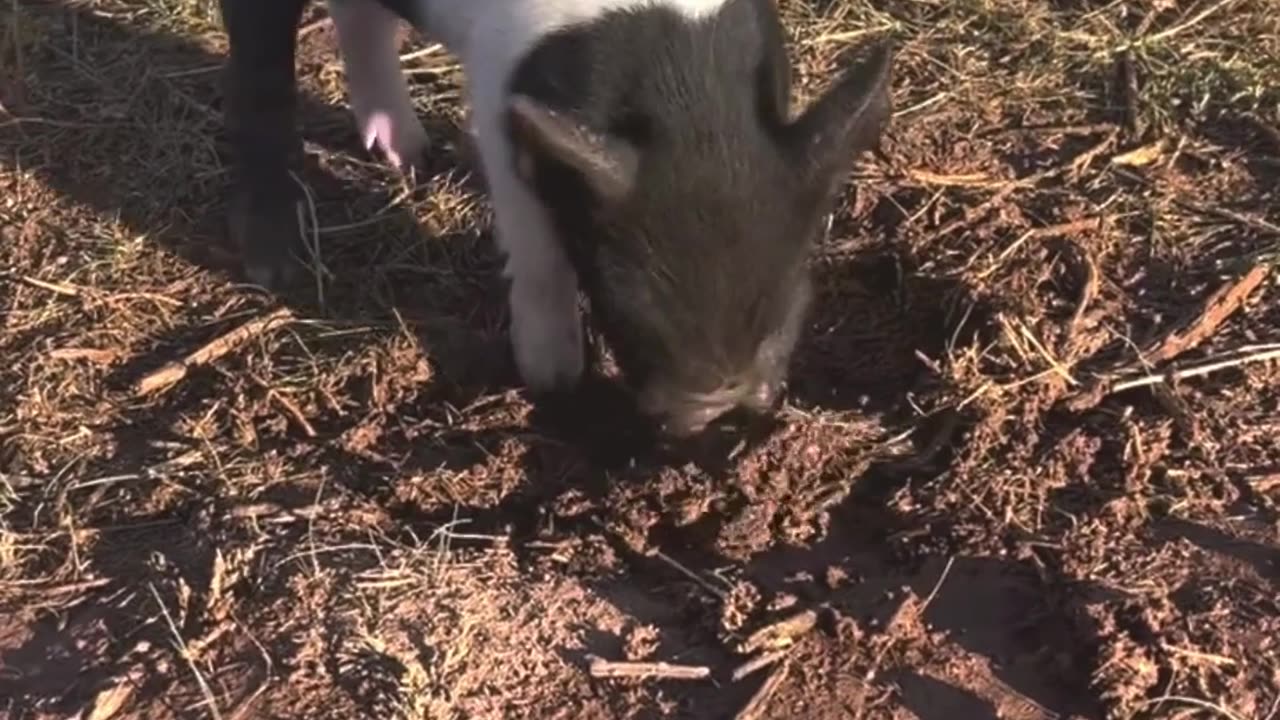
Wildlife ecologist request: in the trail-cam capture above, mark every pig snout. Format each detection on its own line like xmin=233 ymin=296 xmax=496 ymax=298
xmin=640 ymin=378 xmax=784 ymax=438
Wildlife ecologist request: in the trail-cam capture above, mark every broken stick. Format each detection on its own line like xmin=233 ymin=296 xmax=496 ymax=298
xmin=134 ymin=307 xmax=294 ymax=397
xmin=586 ymin=655 xmax=710 ymax=680
xmin=1145 ymin=264 xmax=1270 ymax=364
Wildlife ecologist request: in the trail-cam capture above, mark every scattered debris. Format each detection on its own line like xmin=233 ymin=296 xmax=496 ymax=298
xmin=733 ymin=662 xmax=788 ymax=720
xmin=1067 ymin=264 xmax=1271 ymax=410
xmin=1144 ymin=264 xmax=1270 ymax=364
xmin=133 ymin=307 xmax=294 ymax=396
xmin=4 ymin=1 xmax=1278 ymax=719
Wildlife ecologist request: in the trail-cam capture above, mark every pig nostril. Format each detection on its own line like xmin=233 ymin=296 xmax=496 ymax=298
xmin=660 ymin=402 xmax=728 ymax=438
xmin=748 ymin=381 xmax=780 ymax=411
xmin=756 ymin=385 xmax=772 ymax=405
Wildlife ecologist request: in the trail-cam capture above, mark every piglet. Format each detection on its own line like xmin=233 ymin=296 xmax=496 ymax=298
xmin=217 ymin=0 xmax=893 ymax=436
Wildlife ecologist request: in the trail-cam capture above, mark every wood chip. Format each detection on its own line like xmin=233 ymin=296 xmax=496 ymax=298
xmin=735 ymin=609 xmax=817 ymax=655
xmin=86 ymin=680 xmax=137 ymax=720
xmin=1111 ymin=140 xmax=1166 ymax=167
xmin=47 ymin=347 xmax=124 ymax=364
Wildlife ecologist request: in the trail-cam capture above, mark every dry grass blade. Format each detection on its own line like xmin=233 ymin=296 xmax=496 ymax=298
xmin=1160 ymin=643 xmax=1237 ymax=667
xmin=148 ymin=584 xmax=224 ymax=720
xmin=15 ymin=274 xmax=81 ymax=297
xmin=1137 ymin=694 xmax=1250 ymax=720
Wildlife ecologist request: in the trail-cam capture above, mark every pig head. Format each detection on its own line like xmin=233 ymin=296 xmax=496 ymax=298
xmin=217 ymin=0 xmax=893 ymax=436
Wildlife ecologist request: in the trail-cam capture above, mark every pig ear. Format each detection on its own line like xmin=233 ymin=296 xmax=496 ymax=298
xmin=786 ymin=40 xmax=893 ymax=181
xmin=507 ymin=95 xmax=639 ymax=203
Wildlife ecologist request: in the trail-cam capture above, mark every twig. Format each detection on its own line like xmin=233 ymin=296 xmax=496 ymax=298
xmin=1184 ymin=201 xmax=1280 ymax=237
xmin=1133 ymin=2 xmax=1164 ymax=36
xmin=586 ymin=655 xmax=710 ymax=680
xmin=905 ymin=170 xmax=1005 ymax=188
xmin=732 ymin=649 xmax=789 ymax=681
xmin=134 ymin=308 xmax=294 ymax=396
xmin=1146 ymin=264 xmax=1270 ymax=364
xmin=590 ymin=514 xmax=727 ymax=600
xmin=1065 ymin=239 xmax=1100 ymax=337
xmin=734 ymin=662 xmax=787 ymax=720
xmin=735 ymin=610 xmax=817 ymax=655
xmin=11 ymin=273 xmax=183 ymax=308
xmin=918 ymin=556 xmax=956 ymax=615
xmin=48 ymin=347 xmax=124 ymax=364
xmin=1110 ymin=347 xmax=1280 ymax=393
xmin=269 ymin=390 xmax=317 ymax=438
xmin=649 ymin=547 xmax=728 ymax=599
xmin=298 ymin=16 xmax=332 ymax=37
xmin=227 ymin=609 xmax=274 ymax=720
xmin=40 ymin=578 xmax=112 ymax=595
xmin=989 ymin=122 xmax=1116 ymax=138
xmin=934 ymin=131 xmax=1118 ymax=237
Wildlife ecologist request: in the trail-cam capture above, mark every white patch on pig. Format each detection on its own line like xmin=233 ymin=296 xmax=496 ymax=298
xmin=328 ymin=0 xmax=732 ymax=391
xmin=329 ymin=0 xmax=428 ymax=173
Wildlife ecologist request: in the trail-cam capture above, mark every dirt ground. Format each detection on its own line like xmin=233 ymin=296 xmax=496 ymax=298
xmin=2 ymin=0 xmax=1279 ymax=718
